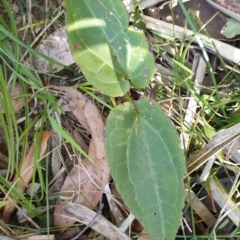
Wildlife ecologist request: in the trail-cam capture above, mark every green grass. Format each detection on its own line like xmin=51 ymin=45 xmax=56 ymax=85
xmin=0 ymin=0 xmax=67 ymax=236
xmin=148 ymin=3 xmax=240 ymax=239
xmin=0 ymin=0 xmax=240 ymax=239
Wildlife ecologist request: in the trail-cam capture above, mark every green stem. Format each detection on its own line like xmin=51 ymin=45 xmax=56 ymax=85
xmin=124 ymin=92 xmax=139 ymax=114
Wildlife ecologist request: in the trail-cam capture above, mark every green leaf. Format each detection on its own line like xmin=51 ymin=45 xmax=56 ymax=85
xmin=221 ymin=18 xmax=240 ymax=38
xmin=105 ymin=97 xmax=186 ymax=240
xmin=64 ymin=0 xmax=155 ymax=97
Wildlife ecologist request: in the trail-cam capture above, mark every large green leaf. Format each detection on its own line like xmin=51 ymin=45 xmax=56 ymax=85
xmin=64 ymin=0 xmax=155 ymax=97
xmin=105 ymin=97 xmax=186 ymax=240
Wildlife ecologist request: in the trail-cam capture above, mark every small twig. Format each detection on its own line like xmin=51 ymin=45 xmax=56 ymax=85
xmin=63 ymin=203 xmax=131 ymax=240
xmin=142 ymin=15 xmax=240 ymax=65
xmin=180 ymin=53 xmax=206 ymax=152
xmin=71 ymin=203 xmax=104 ymax=240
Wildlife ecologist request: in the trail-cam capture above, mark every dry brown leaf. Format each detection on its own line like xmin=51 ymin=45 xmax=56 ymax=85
xmin=137 ymin=229 xmax=151 ymax=240
xmin=1 ymin=131 xmax=53 ymax=223
xmin=30 ymin=27 xmax=74 ymax=72
xmin=54 ymin=87 xmax=110 ymax=227
xmin=73 ymin=129 xmax=89 ymax=153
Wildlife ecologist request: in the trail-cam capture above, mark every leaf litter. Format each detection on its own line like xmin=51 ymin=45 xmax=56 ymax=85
xmin=1 ymin=131 xmax=53 ymax=223
xmin=0 ymin=0 xmax=239 ymax=238
xmin=53 ymin=87 xmax=111 ymax=227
